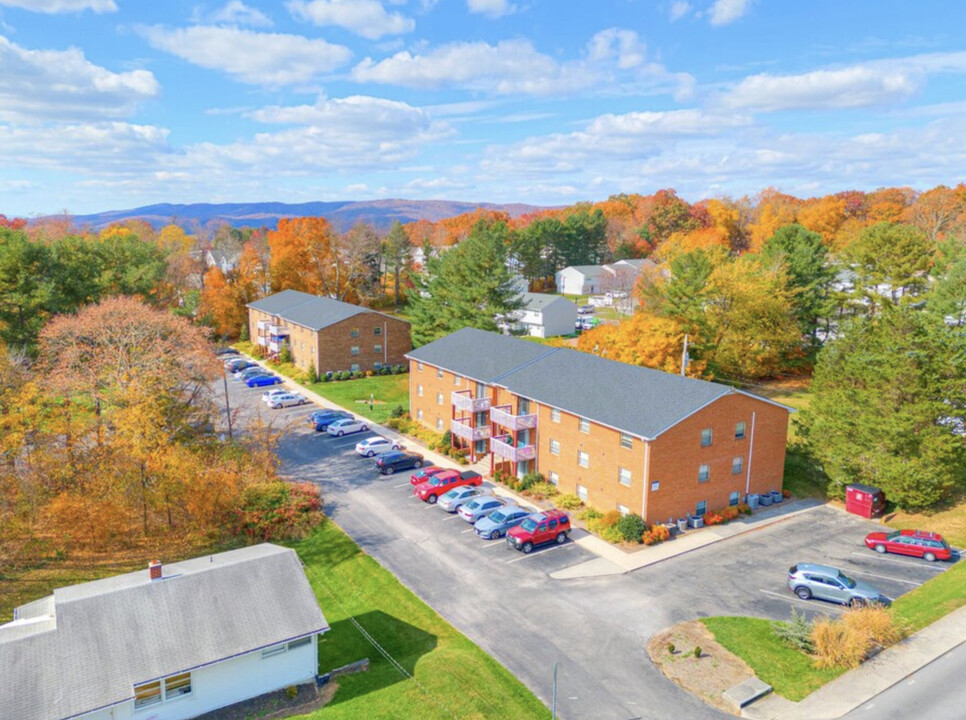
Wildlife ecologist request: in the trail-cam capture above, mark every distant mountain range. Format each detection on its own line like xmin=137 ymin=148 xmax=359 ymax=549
xmin=61 ymin=199 xmax=548 ymax=233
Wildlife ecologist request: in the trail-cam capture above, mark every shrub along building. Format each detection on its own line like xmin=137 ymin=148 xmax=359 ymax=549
xmin=247 ymin=290 xmax=411 ymax=375
xmin=406 ymin=328 xmax=791 ymax=524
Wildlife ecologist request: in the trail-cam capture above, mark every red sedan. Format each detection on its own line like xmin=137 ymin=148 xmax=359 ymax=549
xmin=413 ymin=470 xmax=482 ymax=504
xmin=864 ymin=529 xmax=952 ymax=562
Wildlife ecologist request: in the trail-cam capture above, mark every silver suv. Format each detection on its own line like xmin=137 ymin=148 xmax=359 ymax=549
xmin=787 ymin=563 xmax=889 ymax=607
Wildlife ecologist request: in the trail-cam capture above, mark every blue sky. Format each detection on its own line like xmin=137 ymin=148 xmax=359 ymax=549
xmin=2 ymin=0 xmax=965 ymax=216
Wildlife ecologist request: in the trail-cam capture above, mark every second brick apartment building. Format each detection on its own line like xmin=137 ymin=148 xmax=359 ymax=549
xmin=407 ymin=328 xmax=791 ymax=524
xmin=248 ymin=290 xmax=411 ymax=375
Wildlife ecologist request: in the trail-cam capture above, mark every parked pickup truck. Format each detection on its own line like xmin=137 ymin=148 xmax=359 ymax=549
xmin=413 ymin=470 xmax=483 ymax=504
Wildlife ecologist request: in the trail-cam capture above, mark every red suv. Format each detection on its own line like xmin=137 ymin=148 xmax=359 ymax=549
xmin=413 ymin=470 xmax=483 ymax=504
xmin=864 ymin=529 xmax=952 ymax=562
xmin=506 ymin=509 xmax=571 ymax=553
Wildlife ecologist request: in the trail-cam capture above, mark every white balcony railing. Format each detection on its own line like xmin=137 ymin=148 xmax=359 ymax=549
xmin=269 ymin=324 xmax=285 ymax=334
xmin=451 ymin=418 xmax=492 ymax=443
xmin=256 ymin=336 xmax=268 ymax=346
xmin=490 ymin=435 xmax=536 ymax=462
xmin=490 ymin=405 xmax=538 ymax=431
xmin=257 ymin=321 xmax=270 ymax=331
xmin=452 ymin=390 xmax=491 ymax=414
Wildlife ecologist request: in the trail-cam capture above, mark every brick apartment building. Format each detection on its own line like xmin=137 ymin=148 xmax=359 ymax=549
xmin=406 ymin=328 xmax=791 ymax=524
xmin=247 ymin=290 xmax=411 ymax=375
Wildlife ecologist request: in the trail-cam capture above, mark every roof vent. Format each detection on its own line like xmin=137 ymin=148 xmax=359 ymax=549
xmin=149 ymin=560 xmax=162 ymax=581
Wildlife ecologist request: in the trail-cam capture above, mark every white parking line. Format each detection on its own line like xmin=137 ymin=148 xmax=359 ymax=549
xmin=845 ymin=568 xmax=922 ymax=587
xmin=461 ymin=528 xmax=475 ymax=533
xmin=759 ymin=589 xmax=844 ymax=614
xmin=440 ymin=514 xmax=462 ymax=521
xmin=506 ymin=543 xmax=572 ymax=564
xmin=478 ymin=540 xmax=507 ymax=548
xmin=392 ymin=482 xmax=410 ymax=488
xmin=850 ymin=551 xmax=946 ymax=571
xmin=423 ymin=504 xmax=437 ymax=510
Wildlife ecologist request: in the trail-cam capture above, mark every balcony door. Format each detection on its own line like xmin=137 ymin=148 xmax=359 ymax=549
xmin=474 ymin=381 xmax=486 ymax=399
xmin=518 ymin=398 xmax=531 ymax=415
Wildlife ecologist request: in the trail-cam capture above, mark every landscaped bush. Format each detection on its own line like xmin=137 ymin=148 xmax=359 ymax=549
xmin=519 ymin=472 xmax=544 ymax=491
xmin=771 ymin=608 xmax=815 ymax=653
xmin=525 ymin=482 xmax=559 ymax=500
xmin=441 ymin=430 xmax=452 ymax=447
xmin=600 ymin=510 xmax=622 ymax=528
xmin=389 ymin=404 xmax=405 ymax=418
xmin=554 ymin=493 xmax=582 ymax=510
xmin=736 ymin=502 xmax=751 ymax=515
xmin=643 ymin=524 xmax=670 ymax=545
xmin=578 ymin=507 xmax=603 ymax=522
xmin=351 ymin=370 xmax=364 ymax=379
xmin=811 ymin=606 xmax=904 ymax=669
xmin=616 ymin=513 xmax=646 ymax=543
xmin=585 ymin=510 xmax=625 ymax=543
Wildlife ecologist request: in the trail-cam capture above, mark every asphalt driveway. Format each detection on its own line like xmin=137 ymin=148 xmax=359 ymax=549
xmin=220 ymin=377 xmax=953 ymax=720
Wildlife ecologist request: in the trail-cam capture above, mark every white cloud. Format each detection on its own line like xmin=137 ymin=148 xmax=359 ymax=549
xmin=0 ymin=0 xmax=116 ymax=13
xmin=0 ymin=122 xmax=169 ymax=172
xmin=210 ymin=1 xmax=273 ymax=27
xmin=708 ymin=0 xmax=752 ymax=26
xmin=353 ymin=31 xmax=692 ymax=98
xmin=287 ymin=0 xmax=414 ymax=40
xmin=0 ymin=35 xmax=158 ymax=122
xmin=139 ymin=25 xmax=352 ymax=85
xmin=720 ymin=66 xmax=922 ymax=111
xmin=467 ymin=0 xmax=516 ymax=19
xmin=669 ymin=1 xmax=691 ymax=21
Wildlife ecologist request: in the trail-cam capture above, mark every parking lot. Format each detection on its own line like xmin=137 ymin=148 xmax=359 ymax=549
xmin=220 ymin=374 xmax=956 ymax=720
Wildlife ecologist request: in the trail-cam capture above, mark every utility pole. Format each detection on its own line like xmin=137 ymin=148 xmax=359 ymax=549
xmin=551 ymin=661 xmax=558 ymax=720
xmin=222 ymin=369 xmax=234 ymax=440
xmin=681 ymin=334 xmax=689 ymax=376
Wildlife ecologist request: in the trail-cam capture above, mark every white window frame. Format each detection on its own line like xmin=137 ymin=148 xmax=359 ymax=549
xmin=732 ymin=456 xmax=743 ymax=475
xmin=577 ymin=484 xmax=588 ymax=502
xmin=134 ymin=671 xmax=193 ymax=710
xmin=578 ymin=450 xmax=590 ymax=468
xmin=735 ymin=421 xmax=746 ymax=439
xmin=350 ymin=346 xmax=360 ymax=356
xmin=617 ymin=504 xmax=630 ymax=516
xmin=374 ymin=343 xmax=382 ymax=353
xmin=578 ymin=417 xmax=590 ymax=434
xmin=417 ymin=362 xmax=424 ymax=371
xmin=437 ymin=368 xmax=444 ymax=379
xmin=618 ymin=467 xmax=632 ymax=487
xmin=417 ymin=384 xmax=423 ymax=397
xmin=698 ymin=464 xmax=710 ymax=482
xmin=650 ymin=481 xmax=660 ymax=492
xmin=551 ymin=407 xmax=561 ymax=423
xmin=549 ymin=438 xmax=560 ymax=455
xmin=436 ymin=392 xmax=443 ymax=406
xmin=436 ymin=418 xmax=443 ymax=430
xmin=729 ymin=491 xmax=740 ymax=506
xmin=261 ymin=643 xmax=287 ymax=659
xmin=701 ymin=428 xmax=713 ymax=447
xmin=547 ymin=471 xmax=559 ymax=486
xmin=619 ymin=432 xmax=633 ymax=449
xmin=417 ymin=409 xmax=423 ymax=420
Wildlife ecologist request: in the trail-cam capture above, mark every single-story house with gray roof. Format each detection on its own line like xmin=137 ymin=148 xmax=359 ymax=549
xmin=247 ymin=290 xmax=411 ymax=375
xmin=0 ymin=544 xmax=328 ymax=720
xmin=407 ymin=328 xmax=792 ymax=524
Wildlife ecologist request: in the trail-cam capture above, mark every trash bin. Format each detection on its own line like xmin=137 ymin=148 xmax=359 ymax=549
xmin=770 ymin=490 xmax=783 ymax=504
xmin=746 ymin=493 xmax=759 ymax=510
xmin=677 ymin=518 xmax=688 ymax=533
xmin=845 ymin=484 xmax=886 ymax=518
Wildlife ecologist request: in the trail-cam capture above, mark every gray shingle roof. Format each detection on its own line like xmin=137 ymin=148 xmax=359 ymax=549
xmin=0 ymin=544 xmax=327 ymax=720
xmin=563 ymin=264 xmax=610 ymax=277
xmin=248 ymin=291 xmax=404 ymax=332
xmin=408 ymin=330 xmax=786 ymax=438
xmin=521 ymin=293 xmax=576 ymax=312
xmin=406 ymin=328 xmax=555 ymax=383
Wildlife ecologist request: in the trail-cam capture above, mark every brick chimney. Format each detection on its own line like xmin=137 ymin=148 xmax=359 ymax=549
xmin=148 ymin=560 xmax=162 ymax=581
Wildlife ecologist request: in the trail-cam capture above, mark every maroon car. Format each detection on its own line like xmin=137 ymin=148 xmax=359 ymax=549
xmin=864 ymin=529 xmax=952 ymax=562
xmin=506 ymin=509 xmax=571 ymax=553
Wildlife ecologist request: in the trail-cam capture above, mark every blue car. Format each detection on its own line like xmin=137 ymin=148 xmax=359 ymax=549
xmin=247 ymin=374 xmax=282 ymax=387
xmin=474 ymin=505 xmax=533 ymax=540
xmin=307 ymin=409 xmax=353 ymax=431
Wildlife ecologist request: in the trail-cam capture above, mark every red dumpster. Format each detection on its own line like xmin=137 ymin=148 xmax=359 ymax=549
xmin=845 ymin=484 xmax=885 ymax=519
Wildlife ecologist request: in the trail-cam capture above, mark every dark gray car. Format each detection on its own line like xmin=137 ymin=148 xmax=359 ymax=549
xmin=787 ymin=563 xmax=889 ymax=606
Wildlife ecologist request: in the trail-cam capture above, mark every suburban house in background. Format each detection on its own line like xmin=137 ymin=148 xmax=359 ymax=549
xmin=204 ymin=248 xmax=240 ymax=275
xmin=407 ymin=328 xmax=791 ymax=524
xmin=507 ymin=293 xmax=578 ymax=338
xmin=555 ymin=258 xmax=657 ymax=296
xmin=0 ymin=544 xmax=328 ymax=720
xmin=247 ymin=290 xmax=411 ymax=374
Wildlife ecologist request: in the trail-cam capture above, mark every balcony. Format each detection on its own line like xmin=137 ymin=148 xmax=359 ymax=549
xmin=490 ymin=405 xmax=538 ymax=431
xmin=256 ymin=336 xmax=268 ymax=346
xmin=452 ymin=390 xmax=491 ymax=414
xmin=257 ymin=320 xmax=270 ymax=331
xmin=269 ymin=324 xmax=285 ymax=334
xmin=490 ymin=435 xmax=536 ymax=462
xmin=451 ymin=418 xmax=491 ymax=443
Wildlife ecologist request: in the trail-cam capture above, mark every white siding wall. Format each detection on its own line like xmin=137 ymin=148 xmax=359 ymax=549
xmin=88 ymin=636 xmax=318 ymax=720
xmin=556 ymin=268 xmax=590 ymax=296
xmin=539 ymin=299 xmax=578 ymax=337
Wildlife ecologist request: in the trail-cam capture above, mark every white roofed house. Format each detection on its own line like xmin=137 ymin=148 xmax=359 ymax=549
xmin=508 ymin=293 xmax=578 ymax=338
xmin=204 ymin=248 xmax=240 ymax=275
xmin=0 ymin=544 xmax=328 ymax=720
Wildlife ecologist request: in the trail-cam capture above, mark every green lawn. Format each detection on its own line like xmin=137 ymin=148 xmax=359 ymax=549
xmin=890 ymin=559 xmax=966 ymax=631
xmin=290 ymin=521 xmax=548 ymax=719
xmin=700 ymin=617 xmax=844 ymax=701
xmin=306 ymin=374 xmax=410 ymax=425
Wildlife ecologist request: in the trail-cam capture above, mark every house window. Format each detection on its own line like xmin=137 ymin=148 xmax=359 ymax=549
xmin=735 ymin=421 xmax=746 ymax=439
xmin=437 ymin=368 xmax=444 ymax=379
xmin=350 ymin=363 xmax=360 ymax=372
xmin=134 ymin=680 xmax=162 ymax=709
xmin=650 ymin=481 xmax=660 ymax=492
xmin=701 ymin=428 xmax=713 ymax=447
xmin=577 ymin=484 xmax=588 ymax=502
xmin=551 ymin=407 xmax=561 ymax=423
xmin=618 ymin=504 xmax=630 ymax=516
xmin=165 ymin=673 xmax=192 ymax=700
xmin=417 ymin=409 xmax=423 ymax=420
xmin=698 ymin=464 xmax=710 ymax=482
xmin=549 ymin=439 xmax=560 ymax=455
xmin=620 ymin=432 xmax=633 ymax=449
xmin=696 ymin=500 xmax=707 ymax=516
xmin=618 ymin=467 xmax=631 ymax=487
xmin=351 ymin=329 xmax=359 ymax=338
xmin=729 ymin=491 xmax=740 ymax=507
xmin=374 ymin=327 xmax=382 ymax=335
xmin=417 ymin=384 xmax=423 ymax=397
xmin=436 ymin=392 xmax=443 ymax=405
xmin=374 ymin=344 xmax=382 ymax=353
xmin=579 ymin=417 xmax=590 ymax=434
xmin=261 ymin=643 xmax=287 ymax=659
xmin=436 ymin=418 xmax=443 ymax=430
xmin=732 ymin=456 xmax=743 ymax=474
xmin=288 ymin=636 xmax=312 ymax=650
xmin=454 ymin=375 xmax=461 ymax=386
xmin=547 ymin=471 xmax=559 ymax=486
xmin=351 ymin=346 xmax=359 ymax=356
xmin=417 ymin=362 xmax=424 ymax=371
xmin=578 ymin=450 xmax=589 ymax=468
